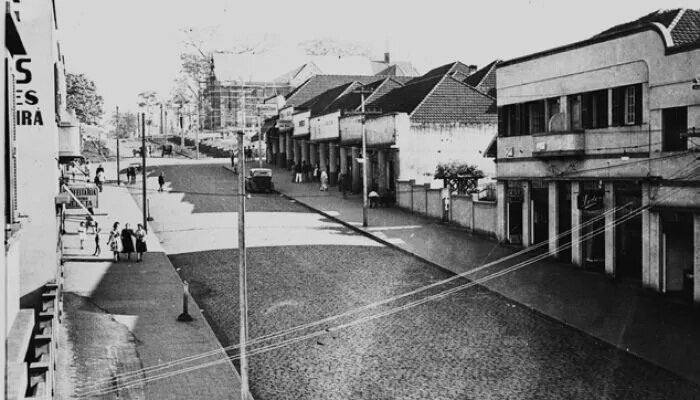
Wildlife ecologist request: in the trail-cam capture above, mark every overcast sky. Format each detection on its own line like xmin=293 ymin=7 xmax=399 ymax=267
xmin=57 ymin=0 xmax=698 ymax=117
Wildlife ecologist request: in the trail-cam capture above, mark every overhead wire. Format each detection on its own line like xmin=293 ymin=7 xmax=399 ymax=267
xmin=78 ymin=175 xmax=695 ymax=398
xmin=75 ymin=158 xmax=700 ymax=393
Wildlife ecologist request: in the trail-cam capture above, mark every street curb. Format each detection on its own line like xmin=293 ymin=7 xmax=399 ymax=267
xmin=224 ymin=165 xmax=700 ymax=386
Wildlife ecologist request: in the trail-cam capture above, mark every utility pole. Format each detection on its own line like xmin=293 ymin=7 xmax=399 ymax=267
xmin=196 ymin=84 xmax=201 ymax=159
xmin=258 ymin=115 xmax=262 ymax=168
xmin=116 ymin=107 xmax=121 ymax=186
xmin=141 ymin=113 xmax=147 ymax=232
xmin=241 ymin=84 xmax=246 ymax=163
xmin=236 ymin=131 xmax=250 ymax=399
xmin=361 ymin=93 xmax=368 ymax=227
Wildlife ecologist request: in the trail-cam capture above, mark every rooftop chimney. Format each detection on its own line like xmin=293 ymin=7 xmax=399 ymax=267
xmin=384 ymin=52 xmax=391 ymax=64
xmin=468 ymin=64 xmax=478 ymax=75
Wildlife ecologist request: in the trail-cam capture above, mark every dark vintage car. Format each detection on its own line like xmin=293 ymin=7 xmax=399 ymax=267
xmin=245 ymin=168 xmax=274 ymax=193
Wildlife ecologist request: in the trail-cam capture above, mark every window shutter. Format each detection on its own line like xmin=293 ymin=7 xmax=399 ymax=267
xmin=598 ymin=90 xmax=609 ymax=128
xmin=514 ymin=104 xmax=521 ymax=136
xmin=582 ymin=93 xmax=591 ymax=129
xmin=634 ymin=83 xmax=643 ymax=125
xmin=498 ymin=106 xmax=506 ymax=136
xmin=611 ymin=87 xmax=622 ymax=126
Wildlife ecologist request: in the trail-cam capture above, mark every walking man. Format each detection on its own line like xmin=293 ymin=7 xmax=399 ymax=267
xmin=158 ymin=171 xmax=166 ymax=192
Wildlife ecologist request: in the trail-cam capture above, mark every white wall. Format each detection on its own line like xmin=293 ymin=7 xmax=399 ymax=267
xmin=309 ymin=111 xmax=340 ymax=141
xmin=292 ymin=110 xmax=310 ymax=137
xmin=15 ymin=0 xmax=61 ymax=296
xmin=396 ymin=121 xmax=497 ymax=185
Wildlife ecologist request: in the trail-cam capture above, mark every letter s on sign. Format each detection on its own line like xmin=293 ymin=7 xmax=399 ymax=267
xmin=15 ymin=58 xmax=32 ymax=84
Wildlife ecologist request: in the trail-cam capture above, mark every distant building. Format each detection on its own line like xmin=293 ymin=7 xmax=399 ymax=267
xmin=204 ymin=52 xmax=419 ymax=133
xmin=491 ymin=8 xmax=700 ymax=302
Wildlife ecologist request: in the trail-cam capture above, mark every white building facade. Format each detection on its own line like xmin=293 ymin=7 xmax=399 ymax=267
xmin=494 ymin=9 xmax=700 ymax=301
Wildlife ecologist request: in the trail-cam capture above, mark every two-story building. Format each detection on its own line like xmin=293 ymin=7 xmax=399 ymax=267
xmin=492 ymin=8 xmax=700 ymax=302
xmin=4 ymin=0 xmax=72 ymax=397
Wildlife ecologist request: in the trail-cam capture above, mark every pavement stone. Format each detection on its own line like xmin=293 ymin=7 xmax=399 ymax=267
xmin=261 ymin=163 xmax=700 ymax=387
xmin=56 ymin=170 xmax=244 ymax=400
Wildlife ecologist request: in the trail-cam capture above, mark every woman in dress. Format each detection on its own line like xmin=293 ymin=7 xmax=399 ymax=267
xmin=134 ymin=224 xmax=148 ymax=262
xmin=120 ymin=223 xmax=136 ymax=261
xmin=320 ymin=169 xmax=329 ymax=191
xmin=107 ymin=222 xmax=121 ymax=262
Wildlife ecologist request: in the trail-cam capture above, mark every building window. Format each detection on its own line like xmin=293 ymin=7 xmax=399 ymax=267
xmin=612 ymin=84 xmax=642 ymax=126
xmin=569 ymin=95 xmax=582 ymax=131
xmin=528 ymin=101 xmax=545 ymax=134
xmin=625 ymin=86 xmax=635 ymax=125
xmin=545 ymin=97 xmax=560 ymax=131
xmin=582 ymin=90 xmax=608 ymax=129
xmin=662 ymin=107 xmax=688 ymax=152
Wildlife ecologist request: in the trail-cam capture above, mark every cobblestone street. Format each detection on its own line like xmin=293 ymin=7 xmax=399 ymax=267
xmin=143 ymin=164 xmax=700 ymax=399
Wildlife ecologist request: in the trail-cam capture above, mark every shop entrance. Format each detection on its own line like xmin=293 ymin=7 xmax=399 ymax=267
xmin=662 ymin=211 xmax=694 ymax=299
xmin=557 ymin=182 xmax=572 ymax=261
xmin=580 ymin=182 xmax=605 ymax=271
xmin=615 ymin=183 xmax=642 ymax=281
xmin=531 ymin=181 xmax=549 ymax=245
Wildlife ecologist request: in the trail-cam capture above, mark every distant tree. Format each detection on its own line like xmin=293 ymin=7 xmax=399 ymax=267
xmin=111 ymin=110 xmax=137 ymax=138
xmin=434 ymin=162 xmax=484 ymax=194
xmin=300 ymin=38 xmax=372 ymax=58
xmin=66 ymin=73 xmax=104 ymax=124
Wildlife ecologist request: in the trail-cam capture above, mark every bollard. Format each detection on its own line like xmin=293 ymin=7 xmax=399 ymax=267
xmin=176 ymin=280 xmax=194 ymax=322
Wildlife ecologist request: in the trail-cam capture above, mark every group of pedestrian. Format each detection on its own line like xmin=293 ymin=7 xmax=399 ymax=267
xmin=290 ymin=161 xmax=331 ymax=191
xmin=106 ymin=221 xmax=148 ymax=262
xmin=244 ymin=146 xmax=255 ymax=161
xmin=291 ymin=161 xmax=323 ymax=183
xmin=94 ymin=164 xmax=105 ymax=192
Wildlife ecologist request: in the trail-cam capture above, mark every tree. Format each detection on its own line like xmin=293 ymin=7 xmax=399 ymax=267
xmin=66 ymin=73 xmax=104 ymax=124
xmin=111 ymin=110 xmax=137 ymax=139
xmin=434 ymin=162 xmax=485 ymax=194
xmin=300 ymin=38 xmax=372 ymax=58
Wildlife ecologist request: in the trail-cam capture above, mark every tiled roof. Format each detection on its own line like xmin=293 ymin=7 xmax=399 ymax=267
xmin=284 ymin=75 xmax=381 ymax=108
xmin=419 ymin=61 xmax=473 ymax=81
xmin=672 ymin=9 xmax=700 ymax=46
xmin=299 ymin=82 xmax=357 ymax=117
xmin=318 ymin=77 xmax=405 ymax=117
xmin=368 ymin=75 xmax=444 ymax=115
xmin=463 ymin=60 xmax=500 ymax=98
xmin=410 ymin=76 xmax=497 ymax=124
xmin=594 ymin=8 xmax=700 ymax=47
xmin=371 ymin=60 xmax=421 ymax=76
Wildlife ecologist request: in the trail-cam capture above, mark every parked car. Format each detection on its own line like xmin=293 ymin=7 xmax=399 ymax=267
xmin=245 ymin=168 xmax=274 ymax=193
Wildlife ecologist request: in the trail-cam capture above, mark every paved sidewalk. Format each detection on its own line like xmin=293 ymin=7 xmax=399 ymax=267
xmin=57 ymin=164 xmax=243 ymax=400
xmin=254 ymin=163 xmax=700 ymax=386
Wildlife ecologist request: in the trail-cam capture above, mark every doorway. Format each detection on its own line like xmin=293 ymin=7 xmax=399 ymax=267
xmin=531 ymin=183 xmax=549 ymax=245
xmin=615 ymin=182 xmax=642 ymax=281
xmin=662 ymin=211 xmax=694 ymax=300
